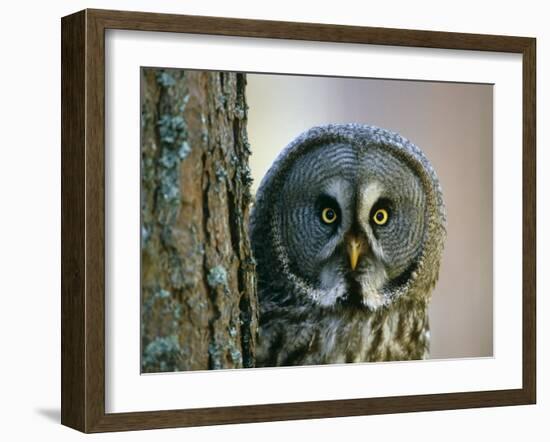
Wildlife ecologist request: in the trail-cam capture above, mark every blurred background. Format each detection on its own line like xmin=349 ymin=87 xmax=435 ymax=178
xmin=246 ymin=74 xmax=493 ymax=359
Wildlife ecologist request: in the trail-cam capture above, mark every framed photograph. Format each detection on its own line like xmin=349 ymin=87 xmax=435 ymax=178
xmin=61 ymin=9 xmax=536 ymax=433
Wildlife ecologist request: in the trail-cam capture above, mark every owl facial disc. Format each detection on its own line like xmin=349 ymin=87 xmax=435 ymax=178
xmin=250 ymin=124 xmax=446 ymax=312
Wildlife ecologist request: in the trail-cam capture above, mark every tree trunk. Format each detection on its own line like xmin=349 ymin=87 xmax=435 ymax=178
xmin=140 ymin=68 xmax=257 ymax=372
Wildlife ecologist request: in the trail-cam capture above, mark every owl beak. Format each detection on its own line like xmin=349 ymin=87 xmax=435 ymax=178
xmin=347 ymin=237 xmax=364 ymax=271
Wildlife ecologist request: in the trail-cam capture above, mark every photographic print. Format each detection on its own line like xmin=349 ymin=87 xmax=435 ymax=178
xmin=61 ymin=10 xmax=535 ymax=431
xmin=140 ymin=68 xmax=493 ymax=373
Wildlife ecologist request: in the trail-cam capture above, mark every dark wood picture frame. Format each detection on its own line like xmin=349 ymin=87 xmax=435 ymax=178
xmin=61 ymin=8 xmax=536 ymax=433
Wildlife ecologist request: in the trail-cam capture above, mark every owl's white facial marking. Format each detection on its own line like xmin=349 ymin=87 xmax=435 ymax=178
xmin=316 ymin=262 xmax=348 ymax=306
xmin=355 ymin=181 xmax=388 ymax=264
xmin=325 ymin=179 xmax=352 ymax=208
xmin=308 ymin=280 xmax=347 ymax=307
xmin=357 ymin=181 xmax=383 ymax=235
xmin=357 ymin=260 xmax=389 ymax=310
xmin=353 ymin=181 xmax=391 ymax=310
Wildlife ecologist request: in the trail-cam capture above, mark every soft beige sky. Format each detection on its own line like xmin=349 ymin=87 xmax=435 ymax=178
xmin=246 ymin=74 xmax=493 ymax=359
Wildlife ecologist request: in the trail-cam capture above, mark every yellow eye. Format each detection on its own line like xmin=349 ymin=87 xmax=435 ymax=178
xmin=372 ymin=208 xmax=389 ymax=225
xmin=321 ymin=207 xmax=338 ymax=224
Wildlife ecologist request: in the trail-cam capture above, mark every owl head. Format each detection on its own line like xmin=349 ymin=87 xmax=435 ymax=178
xmin=250 ymin=124 xmax=446 ymax=311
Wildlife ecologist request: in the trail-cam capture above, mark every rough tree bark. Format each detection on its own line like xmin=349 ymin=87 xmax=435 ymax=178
xmin=140 ymin=68 xmax=257 ymax=372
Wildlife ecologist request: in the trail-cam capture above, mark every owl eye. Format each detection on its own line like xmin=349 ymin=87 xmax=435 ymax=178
xmin=372 ymin=208 xmax=389 ymax=226
xmin=321 ymin=207 xmax=338 ymax=224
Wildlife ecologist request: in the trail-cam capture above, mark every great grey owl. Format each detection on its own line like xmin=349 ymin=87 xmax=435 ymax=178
xmin=250 ymin=124 xmax=446 ymax=367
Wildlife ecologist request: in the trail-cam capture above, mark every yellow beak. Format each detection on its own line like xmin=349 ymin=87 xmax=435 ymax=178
xmin=347 ymin=237 xmax=364 ymax=271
